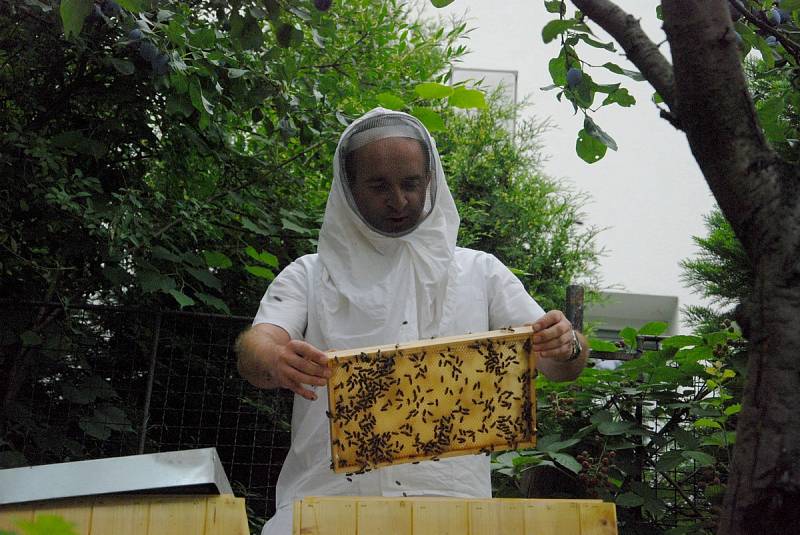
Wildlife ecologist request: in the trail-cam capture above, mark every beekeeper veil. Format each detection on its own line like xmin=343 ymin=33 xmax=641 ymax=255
xmin=315 ymin=107 xmax=461 ymax=350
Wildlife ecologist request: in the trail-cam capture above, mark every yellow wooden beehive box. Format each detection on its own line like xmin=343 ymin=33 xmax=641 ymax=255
xmin=0 ymin=494 xmax=249 ymax=535
xmin=326 ymin=326 xmax=537 ymax=473
xmin=293 ymin=496 xmax=618 ymax=535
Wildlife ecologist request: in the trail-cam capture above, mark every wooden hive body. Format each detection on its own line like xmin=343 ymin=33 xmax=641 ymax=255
xmin=293 ymin=496 xmax=618 ymax=535
xmin=0 ymin=494 xmax=249 ymax=535
xmin=326 ymin=326 xmax=537 ymax=473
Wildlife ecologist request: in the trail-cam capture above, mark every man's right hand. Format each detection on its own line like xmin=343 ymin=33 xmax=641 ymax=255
xmin=236 ymin=323 xmax=331 ymax=401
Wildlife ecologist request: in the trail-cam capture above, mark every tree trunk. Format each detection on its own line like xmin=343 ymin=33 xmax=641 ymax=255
xmin=567 ymin=1 xmax=800 ymax=532
xmin=719 ymin=266 xmax=800 ymax=534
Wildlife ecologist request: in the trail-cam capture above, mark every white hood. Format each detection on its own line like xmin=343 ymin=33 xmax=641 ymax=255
xmin=314 ymin=108 xmax=461 ymax=350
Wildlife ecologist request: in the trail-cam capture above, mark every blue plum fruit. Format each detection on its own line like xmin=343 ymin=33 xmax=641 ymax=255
xmin=566 ymin=67 xmax=582 ymax=89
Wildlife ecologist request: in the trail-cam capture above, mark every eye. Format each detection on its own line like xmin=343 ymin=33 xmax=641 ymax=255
xmin=402 ymin=177 xmax=421 ymax=191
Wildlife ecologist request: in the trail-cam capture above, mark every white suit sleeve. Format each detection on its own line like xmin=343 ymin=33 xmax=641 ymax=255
xmin=252 ymin=259 xmax=309 ymax=341
xmin=485 ymin=253 xmax=546 ymax=329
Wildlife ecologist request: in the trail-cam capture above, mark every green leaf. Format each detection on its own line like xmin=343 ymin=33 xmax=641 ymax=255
xmin=196 ymin=292 xmax=231 ymax=315
xmin=187 ymin=267 xmax=222 ymax=290
xmin=189 ymin=27 xmax=216 ymax=49
xmin=754 ymin=35 xmax=776 ymax=69
xmin=662 ymin=335 xmax=702 ymax=349
xmin=282 ymin=218 xmax=314 ymax=235
xmin=542 ymin=19 xmax=577 ymax=44
xmin=245 ymin=246 xmax=279 ymax=267
xmin=601 ymin=62 xmax=645 ymax=81
xmin=448 ymin=87 xmax=487 ymax=109
xmin=189 ymin=79 xmax=214 ymax=115
xmin=544 ymin=0 xmax=565 ymax=14
xmin=16 ymin=514 xmax=80 ymax=535
xmin=724 ymin=403 xmax=742 ymax=416
xmin=781 ymin=0 xmax=800 ymax=9
xmin=410 ymin=107 xmax=445 ymax=132
xmin=620 ymin=326 xmax=637 ymax=349
xmin=602 ymin=87 xmax=635 ymax=107
xmin=589 ymin=338 xmax=618 ymax=352
xmin=638 ymin=321 xmax=668 ymax=336
xmin=757 ymin=95 xmax=786 ymax=142
xmin=575 ymin=33 xmax=616 ymax=51
xmin=138 ymin=270 xmax=177 ymax=293
xmin=116 ymin=0 xmax=145 ymax=11
xmin=550 ymin=452 xmax=581 ymax=473
xmin=376 ymin=92 xmax=405 ymax=110
xmin=575 ymin=128 xmax=607 ymax=163
xmin=694 ymin=418 xmax=722 ymax=430
xmin=78 ymin=417 xmax=111 ymax=440
xmin=414 ymin=82 xmax=453 ymax=99
xmin=583 ymin=116 xmax=618 ymax=151
xmin=245 ymin=265 xmax=276 ymax=280
xmin=616 ymin=492 xmax=645 ymax=507
xmin=597 ymin=420 xmax=633 ymax=435
xmin=590 ymin=410 xmax=612 ymax=425
xmin=60 ymin=0 xmax=92 ymax=38
xmin=168 ymin=289 xmax=195 ymax=308
xmin=701 ymin=431 xmax=736 ymax=447
xmin=683 ymin=450 xmax=715 ymax=467
xmin=655 ymin=450 xmax=685 ymax=471
xmin=109 ymin=58 xmax=135 ymax=76
xmin=20 ymin=331 xmax=43 ymax=347
xmin=151 ymin=245 xmax=181 ymax=263
xmin=203 ymin=250 xmax=232 ymax=269
xmin=231 ymin=13 xmax=264 ymax=50
xmin=548 ymin=51 xmax=568 ymax=86
xmin=542 ymin=438 xmax=581 ymax=453
xmin=430 ymin=0 xmax=455 ymax=7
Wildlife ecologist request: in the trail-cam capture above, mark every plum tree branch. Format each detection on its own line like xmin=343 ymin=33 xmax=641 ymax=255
xmin=569 ymin=0 xmax=676 ymax=115
xmin=661 ymin=0 xmax=781 ymax=259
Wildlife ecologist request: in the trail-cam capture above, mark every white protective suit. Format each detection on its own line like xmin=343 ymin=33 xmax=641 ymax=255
xmin=253 ymin=108 xmax=545 ymax=534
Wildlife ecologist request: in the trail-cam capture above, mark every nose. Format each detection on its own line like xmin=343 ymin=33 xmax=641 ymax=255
xmin=386 ymin=185 xmax=408 ymax=211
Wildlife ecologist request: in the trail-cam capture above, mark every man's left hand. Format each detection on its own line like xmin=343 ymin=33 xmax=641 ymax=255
xmin=529 ymin=309 xmax=575 ymax=361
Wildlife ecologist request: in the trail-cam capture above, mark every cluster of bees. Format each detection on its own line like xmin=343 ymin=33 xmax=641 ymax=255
xmin=326 ymin=332 xmax=537 ymax=475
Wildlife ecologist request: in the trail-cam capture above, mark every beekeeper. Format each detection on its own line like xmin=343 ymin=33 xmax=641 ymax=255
xmin=236 ymin=108 xmax=588 ymax=534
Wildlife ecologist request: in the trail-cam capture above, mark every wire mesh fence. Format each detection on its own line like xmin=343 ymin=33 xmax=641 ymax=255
xmin=1 ymin=300 xmax=714 ymax=533
xmin=0 ymin=301 xmax=292 ymax=532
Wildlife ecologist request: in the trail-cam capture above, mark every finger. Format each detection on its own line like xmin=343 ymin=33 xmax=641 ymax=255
xmin=533 ymin=330 xmax=573 ymax=351
xmin=532 ymin=320 xmax=571 ymax=346
xmin=531 ymin=310 xmax=565 ymax=332
xmin=538 ymin=346 xmax=571 ymax=361
xmin=290 ymin=340 xmax=330 ymax=367
xmin=287 ymin=379 xmax=318 ymax=401
xmin=288 ymin=352 xmax=331 ymax=380
xmin=285 ymin=363 xmax=328 ymax=388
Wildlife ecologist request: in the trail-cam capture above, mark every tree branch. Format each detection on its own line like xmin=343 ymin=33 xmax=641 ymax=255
xmin=570 ymin=0 xmax=677 ymax=115
xmin=661 ymin=0 xmax=781 ymax=259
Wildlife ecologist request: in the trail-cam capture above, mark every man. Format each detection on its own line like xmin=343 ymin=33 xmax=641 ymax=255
xmin=236 ymin=108 xmax=588 ymax=534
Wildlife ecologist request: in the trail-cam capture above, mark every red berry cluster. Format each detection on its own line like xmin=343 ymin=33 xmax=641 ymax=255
xmin=576 ymin=450 xmax=617 ymax=497
xmin=698 ymin=466 xmax=723 ymax=489
xmin=547 ymin=391 xmax=576 ymax=419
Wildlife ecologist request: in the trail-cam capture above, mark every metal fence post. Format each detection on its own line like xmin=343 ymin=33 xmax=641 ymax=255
xmin=138 ymin=311 xmax=162 ymax=454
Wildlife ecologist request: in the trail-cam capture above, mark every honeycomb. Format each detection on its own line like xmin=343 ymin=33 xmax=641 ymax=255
xmin=326 ymin=326 xmax=537 ymax=474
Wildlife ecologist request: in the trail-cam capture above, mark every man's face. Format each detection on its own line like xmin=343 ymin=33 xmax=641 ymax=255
xmin=348 ymin=137 xmax=430 ymax=234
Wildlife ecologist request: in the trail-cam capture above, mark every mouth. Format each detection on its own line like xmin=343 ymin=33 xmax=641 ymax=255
xmin=387 ymin=215 xmax=409 ymax=225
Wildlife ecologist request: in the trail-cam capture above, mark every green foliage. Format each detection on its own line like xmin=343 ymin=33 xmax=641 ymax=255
xmin=0 ymin=0 xmax=470 ymax=482
xmin=680 ymin=209 xmax=752 ymax=333
xmin=435 ymin=95 xmax=601 ymax=312
xmin=492 ymin=324 xmax=745 ymax=533
xmin=539 ymin=0 xmax=800 ymax=163
xmin=1 ymin=515 xmax=79 ymax=535
xmin=0 ymin=0 xmax=468 ymax=316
